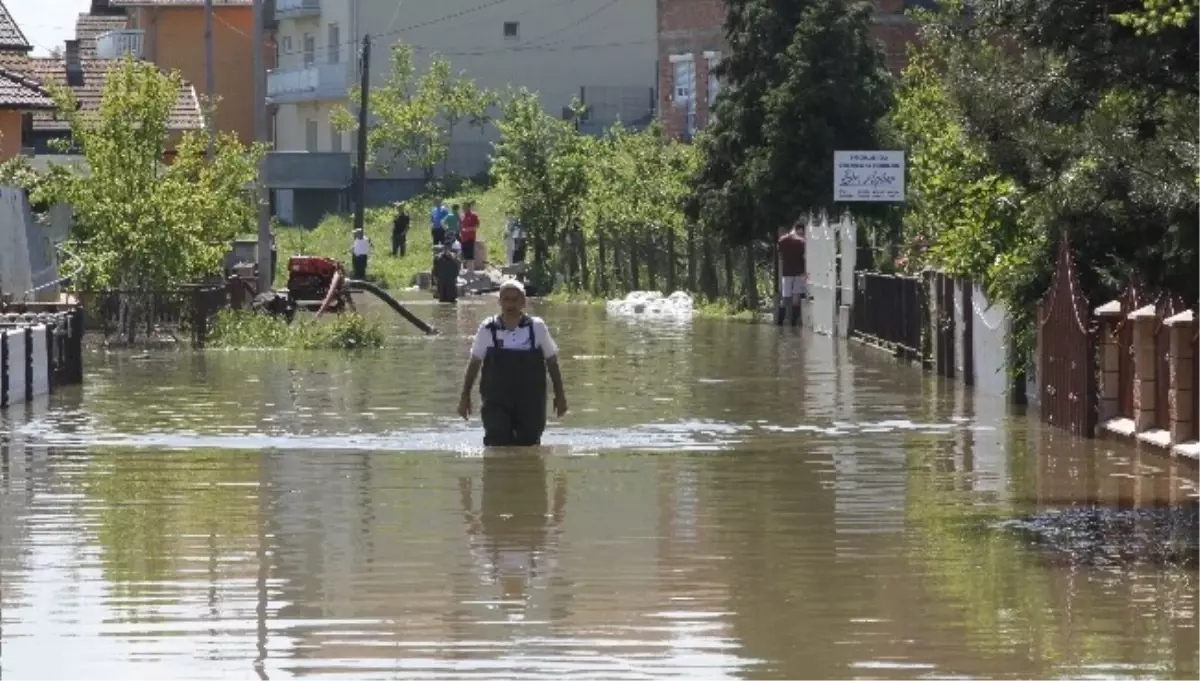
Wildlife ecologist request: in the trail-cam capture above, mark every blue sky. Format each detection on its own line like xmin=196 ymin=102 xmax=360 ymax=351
xmin=9 ymin=0 xmax=92 ymax=56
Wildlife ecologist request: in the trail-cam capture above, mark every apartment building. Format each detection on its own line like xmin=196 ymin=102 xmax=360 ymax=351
xmin=266 ymin=0 xmax=657 ymax=225
xmin=657 ymin=0 xmax=934 ymax=139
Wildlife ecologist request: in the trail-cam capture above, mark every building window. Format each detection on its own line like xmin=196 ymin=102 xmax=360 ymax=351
xmin=331 ymin=125 xmax=342 ymax=153
xmin=303 ymin=34 xmax=315 ymax=67
xmin=668 ymin=53 xmax=696 ymax=136
xmin=279 ymin=35 xmax=292 ymax=66
xmin=327 ymin=23 xmax=340 ymax=64
xmin=306 ymin=119 xmax=318 ymax=152
xmin=704 ymin=50 xmax=721 ymax=125
xmin=503 ymin=22 xmax=519 ymax=39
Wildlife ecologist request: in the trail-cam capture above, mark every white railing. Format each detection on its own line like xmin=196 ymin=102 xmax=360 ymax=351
xmin=266 ymin=63 xmax=348 ymax=102
xmin=95 ymin=29 xmax=144 ymax=60
xmin=276 ymin=0 xmax=320 ymax=17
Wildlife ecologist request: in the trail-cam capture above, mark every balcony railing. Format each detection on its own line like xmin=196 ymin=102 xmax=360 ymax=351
xmin=95 ymin=29 xmax=144 ymax=60
xmin=267 ymin=63 xmax=349 ymax=104
xmin=275 ymin=0 xmax=320 ymax=20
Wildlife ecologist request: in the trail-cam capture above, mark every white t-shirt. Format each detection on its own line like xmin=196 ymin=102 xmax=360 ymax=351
xmin=352 ymin=237 xmax=370 ymax=256
xmin=470 ymin=315 xmax=559 ymax=359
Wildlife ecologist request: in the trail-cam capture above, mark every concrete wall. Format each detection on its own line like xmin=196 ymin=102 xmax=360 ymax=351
xmin=0 ymin=188 xmax=49 ymax=300
xmin=0 ymin=325 xmax=52 ymax=408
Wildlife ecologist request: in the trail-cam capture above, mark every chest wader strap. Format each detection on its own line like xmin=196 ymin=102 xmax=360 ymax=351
xmin=487 ymin=315 xmax=537 ymax=351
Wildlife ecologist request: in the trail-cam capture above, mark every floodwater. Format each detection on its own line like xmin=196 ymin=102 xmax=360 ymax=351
xmin=1 ymin=299 xmax=1197 ymax=680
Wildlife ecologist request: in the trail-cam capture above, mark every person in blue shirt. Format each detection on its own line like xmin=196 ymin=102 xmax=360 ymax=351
xmin=431 ymin=199 xmax=449 ymax=246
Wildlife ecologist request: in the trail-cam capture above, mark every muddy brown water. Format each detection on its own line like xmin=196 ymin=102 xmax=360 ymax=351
xmin=1 ymin=299 xmax=1197 ymax=679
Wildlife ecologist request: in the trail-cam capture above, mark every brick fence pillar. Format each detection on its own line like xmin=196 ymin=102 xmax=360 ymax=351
xmin=1128 ymin=304 xmax=1159 ymax=432
xmin=1165 ymin=309 xmax=1196 ymax=444
xmin=1094 ymin=299 xmax=1123 ymax=422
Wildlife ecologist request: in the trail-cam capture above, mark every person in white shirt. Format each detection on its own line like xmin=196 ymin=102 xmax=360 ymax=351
xmin=350 ymin=229 xmax=371 ymax=280
xmin=458 ymin=280 xmax=568 ymax=446
xmin=503 ymin=215 xmax=522 ymax=265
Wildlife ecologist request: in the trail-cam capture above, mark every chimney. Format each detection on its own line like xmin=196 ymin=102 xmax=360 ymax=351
xmin=65 ymin=40 xmax=83 ymax=87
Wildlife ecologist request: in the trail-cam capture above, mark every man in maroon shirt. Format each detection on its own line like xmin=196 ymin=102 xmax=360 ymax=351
xmin=460 ymin=201 xmax=481 ymax=271
xmin=777 ymin=218 xmax=807 ymax=327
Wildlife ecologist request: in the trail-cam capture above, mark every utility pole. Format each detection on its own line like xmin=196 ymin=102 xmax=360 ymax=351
xmin=204 ymin=0 xmax=214 ymax=158
xmin=253 ymin=0 xmax=272 ymax=293
xmin=352 ymin=34 xmax=371 ymax=236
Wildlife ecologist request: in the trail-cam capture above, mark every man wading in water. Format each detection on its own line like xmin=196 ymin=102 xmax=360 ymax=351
xmin=458 ymin=280 xmax=568 ymax=446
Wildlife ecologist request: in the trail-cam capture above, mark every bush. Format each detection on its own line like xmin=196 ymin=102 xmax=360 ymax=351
xmin=208 ymin=310 xmax=385 ymax=350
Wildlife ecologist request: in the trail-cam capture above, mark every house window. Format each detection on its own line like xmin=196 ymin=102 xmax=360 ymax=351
xmin=306 ymin=119 xmax=318 ymax=152
xmin=704 ymin=50 xmax=721 ymax=124
xmin=303 ymin=34 xmax=315 ymax=66
xmin=503 ymin=22 xmax=519 ymax=39
xmin=668 ymin=53 xmax=696 ymax=136
xmin=278 ymin=35 xmax=292 ymax=65
xmin=327 ymin=23 xmax=340 ymax=64
xmin=330 ymin=125 xmax=342 ymax=153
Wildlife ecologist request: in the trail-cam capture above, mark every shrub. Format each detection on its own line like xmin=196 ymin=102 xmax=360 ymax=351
xmin=208 ymin=310 xmax=385 ymax=350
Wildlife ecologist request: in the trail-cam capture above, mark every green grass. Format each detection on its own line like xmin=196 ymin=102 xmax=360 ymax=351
xmin=207 ymin=309 xmax=385 ymax=350
xmin=273 ymin=185 xmax=509 ymax=291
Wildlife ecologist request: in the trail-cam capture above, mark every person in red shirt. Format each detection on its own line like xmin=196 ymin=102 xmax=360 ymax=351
xmin=777 ymin=218 xmax=808 ymax=327
xmin=460 ymin=201 xmax=481 ymax=271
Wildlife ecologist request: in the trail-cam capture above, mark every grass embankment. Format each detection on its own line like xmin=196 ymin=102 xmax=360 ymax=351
xmin=272 ymin=187 xmax=508 ymax=291
xmin=208 ymin=310 xmax=385 ymax=350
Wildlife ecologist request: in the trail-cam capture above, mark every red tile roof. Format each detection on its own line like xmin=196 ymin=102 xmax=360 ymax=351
xmin=0 ymin=0 xmax=31 ymax=52
xmin=75 ymin=14 xmax=130 ymax=59
xmin=27 ymin=57 xmax=204 ymax=132
xmin=0 ymin=68 xmax=52 ymax=109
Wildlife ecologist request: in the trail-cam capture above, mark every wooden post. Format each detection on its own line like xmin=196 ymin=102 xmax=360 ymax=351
xmin=1094 ymin=299 xmax=1123 ymax=423
xmin=1165 ymin=309 xmax=1196 ymax=444
xmin=1128 ymin=304 xmax=1159 ymax=433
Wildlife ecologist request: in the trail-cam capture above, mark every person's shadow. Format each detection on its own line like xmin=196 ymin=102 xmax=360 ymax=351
xmin=459 ymin=449 xmax=567 ymax=617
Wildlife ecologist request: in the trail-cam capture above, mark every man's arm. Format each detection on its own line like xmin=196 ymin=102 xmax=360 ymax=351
xmin=461 ymin=357 xmax=482 ymax=399
xmin=546 ymin=355 xmax=566 ymax=404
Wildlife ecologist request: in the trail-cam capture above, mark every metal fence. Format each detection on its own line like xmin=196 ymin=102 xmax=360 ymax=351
xmin=76 ymin=285 xmax=227 ymax=347
xmin=0 ymin=304 xmax=85 ymax=407
xmin=1037 ymin=240 xmax=1096 ymax=438
xmin=850 ymin=272 xmax=924 ymax=361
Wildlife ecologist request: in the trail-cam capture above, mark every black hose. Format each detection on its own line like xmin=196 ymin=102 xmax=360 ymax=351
xmin=345 ymin=279 xmax=439 ymax=335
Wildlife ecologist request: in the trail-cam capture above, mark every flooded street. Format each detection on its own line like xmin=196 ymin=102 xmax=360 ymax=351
xmin=1 ymin=300 xmax=1197 ymax=679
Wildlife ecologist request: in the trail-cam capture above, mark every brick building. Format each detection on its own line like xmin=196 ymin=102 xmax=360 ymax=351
xmin=657 ymin=0 xmax=930 ymax=139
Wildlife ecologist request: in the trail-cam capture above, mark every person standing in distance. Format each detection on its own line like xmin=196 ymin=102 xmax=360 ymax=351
xmin=392 ymin=202 xmax=411 ymax=257
xmin=431 ymin=198 xmax=449 ymax=246
xmin=460 ymin=200 xmax=481 ymax=272
xmin=350 ymin=228 xmax=371 ymax=280
xmin=777 ymin=218 xmax=808 ymax=327
xmin=458 ymin=280 xmax=568 ymax=446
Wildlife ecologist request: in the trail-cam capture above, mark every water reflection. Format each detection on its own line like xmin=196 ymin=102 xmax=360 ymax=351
xmin=0 ymin=300 xmax=1196 ymax=679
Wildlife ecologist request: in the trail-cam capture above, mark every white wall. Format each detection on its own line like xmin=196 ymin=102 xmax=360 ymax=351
xmin=273 ymin=0 xmax=656 ymax=170
xmin=0 ymin=187 xmax=34 ymax=299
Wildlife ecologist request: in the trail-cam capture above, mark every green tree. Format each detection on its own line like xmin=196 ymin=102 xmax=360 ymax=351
xmin=690 ymin=0 xmax=894 ymax=245
xmin=334 ymin=44 xmax=494 ymax=182
xmin=39 ymin=57 xmax=264 ymax=342
xmin=490 ymin=89 xmax=591 ymax=291
xmin=1114 ymin=0 xmax=1197 ymax=34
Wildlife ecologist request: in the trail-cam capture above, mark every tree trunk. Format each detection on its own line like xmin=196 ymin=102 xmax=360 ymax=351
xmin=629 ymin=234 xmax=641 ymax=291
xmin=700 ymin=234 xmax=719 ymax=300
xmin=743 ymin=244 xmax=759 ymax=312
xmin=646 ymin=234 xmax=658 ymax=292
xmin=578 ymin=228 xmax=590 ymax=292
xmin=597 ymin=232 xmax=607 ymax=295
xmin=686 ymin=228 xmax=696 ymax=293
xmin=723 ymin=245 xmax=735 ymax=304
xmin=666 ymin=230 xmax=677 ymax=293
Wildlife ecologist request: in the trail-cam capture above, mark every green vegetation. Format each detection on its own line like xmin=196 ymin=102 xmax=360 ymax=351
xmin=28 ymin=57 xmax=264 ymax=343
xmin=207 ymin=309 xmax=385 ymax=350
xmin=333 ymin=43 xmax=495 ymax=182
xmin=888 ymin=0 xmax=1197 ymax=370
xmin=272 ymin=184 xmax=507 ymax=290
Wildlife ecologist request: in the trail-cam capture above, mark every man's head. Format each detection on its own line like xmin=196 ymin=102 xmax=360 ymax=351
xmin=451 ymin=203 xmax=461 ymax=213
xmin=435 ymin=198 xmax=443 ymax=208
xmin=353 ymin=228 xmax=364 ymax=239
xmin=464 ymin=200 xmax=474 ymax=212
xmin=498 ymin=280 xmax=527 ymax=315
xmin=792 ymin=217 xmax=806 ymax=233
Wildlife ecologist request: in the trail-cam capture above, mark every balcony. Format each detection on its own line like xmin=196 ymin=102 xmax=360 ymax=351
xmin=95 ymin=29 xmax=144 ymax=60
xmin=267 ymin=63 xmax=348 ymax=104
xmin=275 ymin=0 xmax=320 ymax=20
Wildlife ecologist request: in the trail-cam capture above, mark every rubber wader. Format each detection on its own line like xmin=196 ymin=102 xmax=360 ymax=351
xmin=479 ymin=316 xmax=548 ymax=446
xmin=434 ymin=252 xmax=460 ymax=303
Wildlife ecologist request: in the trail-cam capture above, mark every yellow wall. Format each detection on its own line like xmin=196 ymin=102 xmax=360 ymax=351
xmin=135 ymin=6 xmax=258 ymax=145
xmin=0 ymin=110 xmax=24 ymax=161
